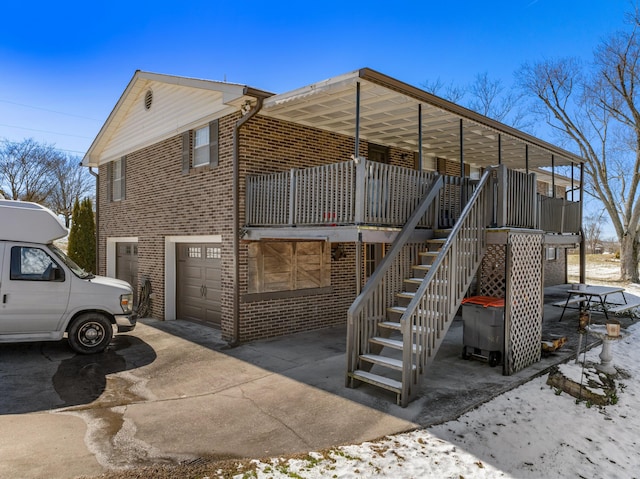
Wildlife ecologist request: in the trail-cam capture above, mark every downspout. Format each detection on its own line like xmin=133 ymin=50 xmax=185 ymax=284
xmin=579 ymin=162 xmax=586 ymax=285
xmin=231 ymin=94 xmax=265 ymax=346
xmin=87 ymin=166 xmax=99 ymax=273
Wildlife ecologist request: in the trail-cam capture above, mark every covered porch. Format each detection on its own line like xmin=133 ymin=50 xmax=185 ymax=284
xmin=239 ymin=68 xmax=586 ymax=406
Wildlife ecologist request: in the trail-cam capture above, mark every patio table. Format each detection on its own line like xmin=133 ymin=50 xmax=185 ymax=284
xmin=558 ymin=285 xmax=627 ymax=321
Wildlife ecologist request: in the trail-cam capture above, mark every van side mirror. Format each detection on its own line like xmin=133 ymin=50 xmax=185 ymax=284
xmin=52 ymin=267 xmax=64 ymax=281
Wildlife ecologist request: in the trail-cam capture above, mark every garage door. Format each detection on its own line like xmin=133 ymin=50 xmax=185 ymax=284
xmin=116 ymin=242 xmax=138 ymax=303
xmin=176 ymin=243 xmax=222 ymax=328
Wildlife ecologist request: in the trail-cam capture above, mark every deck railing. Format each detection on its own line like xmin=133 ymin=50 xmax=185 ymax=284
xmin=537 ymin=195 xmax=581 ymax=234
xmin=246 ymin=161 xmax=576 ymax=235
xmin=494 ymin=166 xmax=538 ymax=228
xmin=246 ymin=159 xmax=438 ymax=228
xmin=399 ymin=168 xmax=493 ymax=406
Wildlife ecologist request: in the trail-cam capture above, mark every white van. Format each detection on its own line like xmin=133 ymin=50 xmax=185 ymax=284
xmin=0 ymin=200 xmax=136 ymax=354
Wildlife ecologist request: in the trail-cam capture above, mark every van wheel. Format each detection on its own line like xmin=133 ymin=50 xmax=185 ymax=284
xmin=67 ymin=313 xmax=113 ymax=354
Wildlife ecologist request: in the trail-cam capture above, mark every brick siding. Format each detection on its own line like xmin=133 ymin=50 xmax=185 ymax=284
xmin=98 ymin=112 xmax=415 ymax=342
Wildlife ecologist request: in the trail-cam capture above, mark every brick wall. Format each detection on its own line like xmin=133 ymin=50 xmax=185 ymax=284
xmin=98 ymin=113 xmax=237 ymax=328
xmin=98 ymin=112 xmax=416 ymax=342
xmin=544 ymin=248 xmax=567 ymax=286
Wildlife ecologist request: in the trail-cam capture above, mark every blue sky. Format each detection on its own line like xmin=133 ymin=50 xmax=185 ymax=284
xmin=0 ymin=1 xmax=632 ymax=157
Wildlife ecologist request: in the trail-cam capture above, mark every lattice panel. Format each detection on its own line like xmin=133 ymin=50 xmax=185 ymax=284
xmin=506 ymin=232 xmax=543 ymax=375
xmin=479 ymin=244 xmax=506 ymax=298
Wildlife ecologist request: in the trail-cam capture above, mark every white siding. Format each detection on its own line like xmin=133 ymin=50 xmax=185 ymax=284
xmin=99 ymin=81 xmax=237 ymax=164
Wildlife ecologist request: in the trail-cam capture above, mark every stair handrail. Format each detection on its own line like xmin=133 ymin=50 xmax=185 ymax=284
xmin=399 ymin=167 xmax=495 ymax=404
xmin=346 ymin=174 xmax=444 ymax=384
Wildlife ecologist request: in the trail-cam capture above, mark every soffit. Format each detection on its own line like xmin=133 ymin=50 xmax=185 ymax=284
xmin=261 ymin=68 xmax=584 ymax=169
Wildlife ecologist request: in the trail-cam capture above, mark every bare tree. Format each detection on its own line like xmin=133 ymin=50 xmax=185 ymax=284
xmin=583 ymin=211 xmax=605 ymax=254
xmin=49 ymin=154 xmax=94 ymax=227
xmin=0 ymin=139 xmax=59 ymax=203
xmin=517 ymin=15 xmax=640 ymax=281
xmin=424 ymin=73 xmax=532 ymax=131
xmin=423 ymin=78 xmax=467 ymax=104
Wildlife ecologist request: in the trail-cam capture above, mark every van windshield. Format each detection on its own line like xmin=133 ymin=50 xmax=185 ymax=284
xmin=50 ymin=244 xmax=94 ymax=279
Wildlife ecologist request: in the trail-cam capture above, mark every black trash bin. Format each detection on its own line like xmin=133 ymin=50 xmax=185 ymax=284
xmin=461 ymin=296 xmax=505 ymax=367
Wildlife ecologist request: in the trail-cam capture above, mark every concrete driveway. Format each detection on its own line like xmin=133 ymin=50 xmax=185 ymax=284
xmin=0 ymin=319 xmax=417 ymax=479
xmin=0 ymin=294 xmax=598 ymax=479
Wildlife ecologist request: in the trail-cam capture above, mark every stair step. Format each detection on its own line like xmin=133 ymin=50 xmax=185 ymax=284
xmin=379 ymin=320 xmax=402 ymax=331
xmin=370 ymin=336 xmax=422 ymax=353
xmin=379 ymin=320 xmax=435 ymax=333
xmin=388 ymin=305 xmax=446 ymax=316
xmin=412 ymin=264 xmax=432 ymax=272
xmin=396 ymin=291 xmax=416 ymax=299
xmin=349 ymin=370 xmax=402 ymax=393
xmin=419 ymin=251 xmax=440 ymax=257
xmin=360 ymin=353 xmax=409 ymax=371
xmin=370 ymin=336 xmax=403 ymax=350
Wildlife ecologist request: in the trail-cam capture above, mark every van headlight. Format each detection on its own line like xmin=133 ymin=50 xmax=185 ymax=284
xmin=120 ymin=293 xmax=134 ymax=314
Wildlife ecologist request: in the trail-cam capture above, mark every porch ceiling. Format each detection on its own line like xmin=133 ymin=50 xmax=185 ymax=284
xmin=261 ymin=68 xmax=584 ymax=169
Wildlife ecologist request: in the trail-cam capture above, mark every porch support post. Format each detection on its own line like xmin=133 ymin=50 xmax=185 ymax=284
xmin=418 ymin=103 xmax=423 ymax=170
xmin=525 ymin=144 xmax=529 ymax=174
xmin=355 ymin=82 xmax=361 ymax=159
xmin=459 ymin=119 xmax=464 ymax=177
xmin=288 ymin=168 xmax=297 ymax=226
xmin=551 ymin=154 xmax=556 ymax=198
xmin=356 ymin=234 xmax=362 ymax=295
xmin=498 ymin=134 xmax=502 ymax=165
xmin=354 ymin=158 xmax=366 ymax=224
xmin=496 ymin=164 xmax=508 ymax=227
xmin=579 ymin=162 xmax=586 ymax=284
xmin=571 ymin=163 xmax=575 ymax=202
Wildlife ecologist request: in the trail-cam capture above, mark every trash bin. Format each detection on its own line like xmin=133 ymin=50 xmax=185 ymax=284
xmin=461 ymin=296 xmax=505 ymax=367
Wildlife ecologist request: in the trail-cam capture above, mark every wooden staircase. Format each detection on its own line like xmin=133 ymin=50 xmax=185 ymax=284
xmin=347 ymin=230 xmax=452 ymax=399
xmin=346 ymin=169 xmax=494 ymax=406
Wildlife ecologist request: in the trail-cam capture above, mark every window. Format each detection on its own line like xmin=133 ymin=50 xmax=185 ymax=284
xmin=206 ymin=246 xmax=221 ymax=259
xmin=364 ymin=244 xmax=384 ymax=281
xmin=193 ymin=125 xmax=210 ymax=167
xmin=248 ymin=241 xmax=331 ymax=293
xmin=546 ymin=247 xmax=557 ymax=261
xmin=109 ymin=157 xmax=126 ymax=201
xmin=183 ymin=120 xmax=219 ymax=173
xmin=368 ymin=143 xmax=389 ymax=164
xmin=10 ymin=246 xmax=64 ymax=281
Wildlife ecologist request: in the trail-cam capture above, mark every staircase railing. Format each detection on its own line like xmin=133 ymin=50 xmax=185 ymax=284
xmin=399 ymin=168 xmax=494 ymax=406
xmin=346 ymin=175 xmax=444 ymax=386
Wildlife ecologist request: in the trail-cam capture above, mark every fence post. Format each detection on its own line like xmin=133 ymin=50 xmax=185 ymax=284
xmin=354 ymin=158 xmax=367 ymax=224
xmin=288 ymin=168 xmax=297 ymax=226
xmin=495 ymin=165 xmax=508 ymax=227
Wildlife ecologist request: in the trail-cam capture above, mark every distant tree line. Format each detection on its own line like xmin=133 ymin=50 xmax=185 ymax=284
xmin=0 ymin=138 xmax=93 ymax=227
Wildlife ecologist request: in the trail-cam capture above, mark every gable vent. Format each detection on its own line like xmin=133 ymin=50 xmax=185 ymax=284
xmin=144 ymin=89 xmax=153 ymax=110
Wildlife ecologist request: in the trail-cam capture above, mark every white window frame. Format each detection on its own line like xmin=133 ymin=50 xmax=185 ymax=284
xmin=112 ymin=158 xmax=124 ymax=201
xmin=193 ymin=125 xmax=210 ymax=167
xmin=546 ymin=246 xmax=557 ymax=261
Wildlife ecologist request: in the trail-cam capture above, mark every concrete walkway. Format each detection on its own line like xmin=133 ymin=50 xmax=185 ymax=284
xmin=0 ymin=285 xmax=631 ymax=478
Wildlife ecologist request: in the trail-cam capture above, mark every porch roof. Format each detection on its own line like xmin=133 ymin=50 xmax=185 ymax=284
xmin=261 ymin=68 xmax=584 ymax=169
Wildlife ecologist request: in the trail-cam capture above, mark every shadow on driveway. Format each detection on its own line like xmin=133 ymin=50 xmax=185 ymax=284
xmin=0 ymin=334 xmax=156 ymax=414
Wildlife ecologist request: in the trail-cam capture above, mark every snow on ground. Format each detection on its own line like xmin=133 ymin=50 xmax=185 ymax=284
xmin=227 ymin=325 xmax=638 ymax=479
xmin=223 ymin=263 xmax=640 ymax=479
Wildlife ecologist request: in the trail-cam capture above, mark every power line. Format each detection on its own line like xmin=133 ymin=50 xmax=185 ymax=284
xmin=0 ymin=99 xmax=101 ymax=122
xmin=0 ymin=123 xmax=93 ymax=140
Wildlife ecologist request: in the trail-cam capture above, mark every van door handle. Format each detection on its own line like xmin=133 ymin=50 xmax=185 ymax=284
xmin=203 ymin=286 xmax=207 ymax=297
xmin=2 ymin=294 xmax=6 ymax=304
